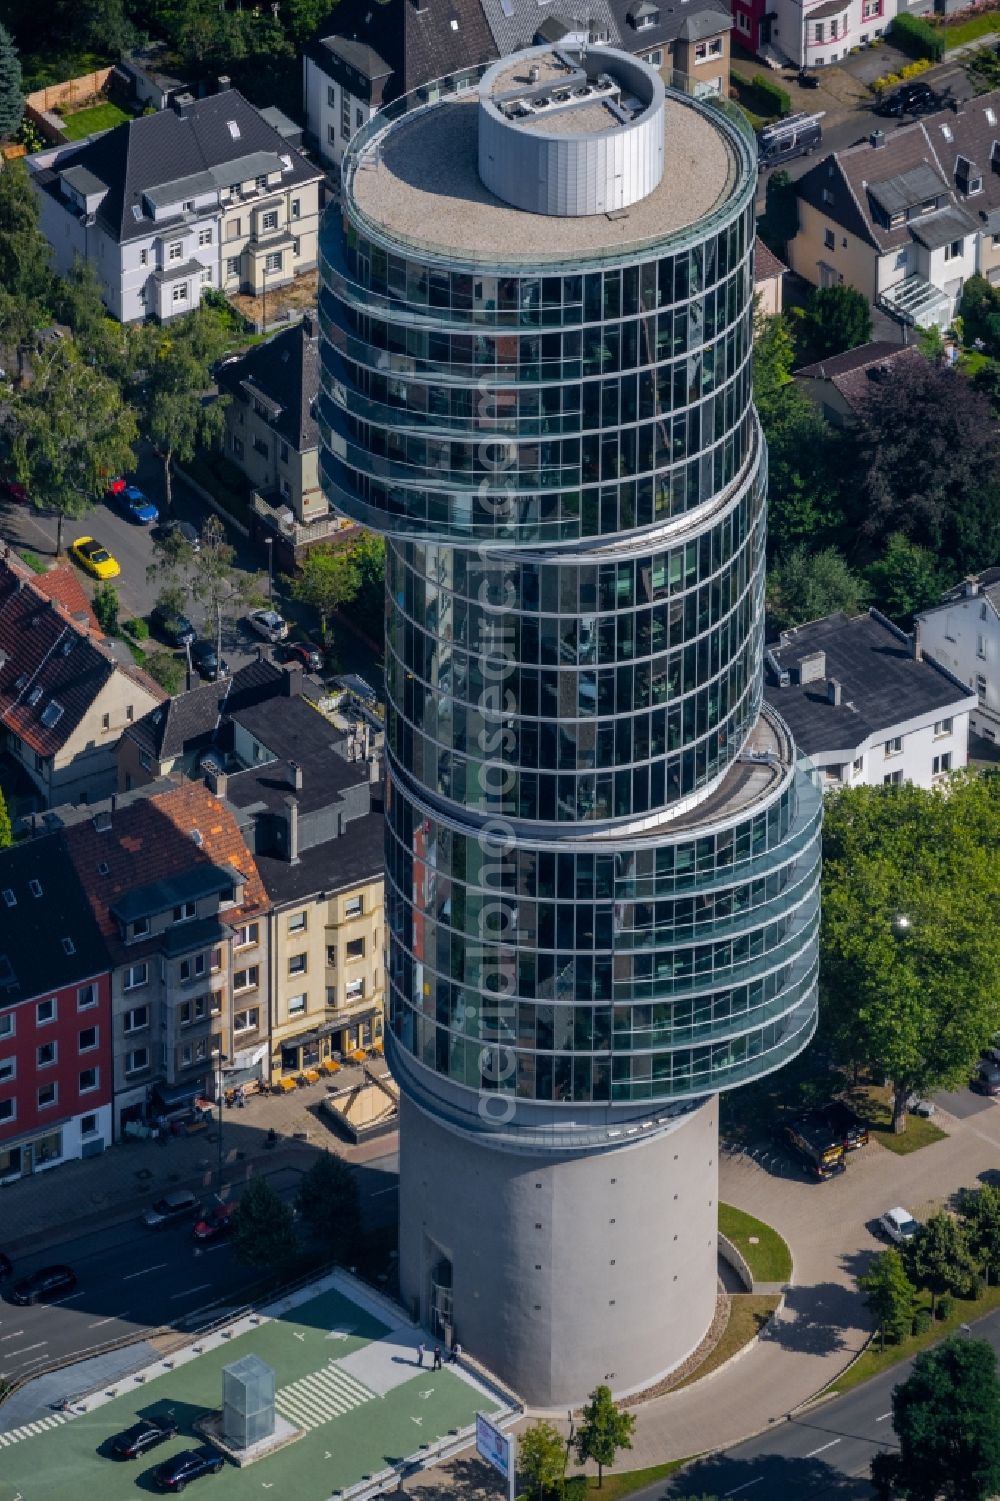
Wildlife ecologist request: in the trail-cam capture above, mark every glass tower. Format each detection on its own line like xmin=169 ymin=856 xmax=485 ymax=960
xmin=319 ymin=45 xmax=822 ymax=1406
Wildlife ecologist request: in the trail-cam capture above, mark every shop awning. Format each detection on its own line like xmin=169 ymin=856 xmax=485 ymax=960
xmin=153 ymin=1079 xmax=205 ymax=1107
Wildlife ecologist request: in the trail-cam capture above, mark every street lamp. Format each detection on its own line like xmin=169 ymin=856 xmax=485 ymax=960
xmin=216 ymin=1050 xmax=228 ymax=1194
xmin=264 ymin=536 xmax=274 ymax=607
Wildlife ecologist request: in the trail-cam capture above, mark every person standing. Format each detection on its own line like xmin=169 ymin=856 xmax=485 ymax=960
xmin=448 ymin=1341 xmax=462 ymax=1363
xmin=417 ymin=1341 xmax=425 ymax=1367
xmin=433 ymin=1345 xmax=442 ymax=1370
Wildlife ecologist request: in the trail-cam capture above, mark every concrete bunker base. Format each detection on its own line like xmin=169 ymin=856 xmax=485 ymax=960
xmin=398 ymin=1093 xmax=719 ymax=1409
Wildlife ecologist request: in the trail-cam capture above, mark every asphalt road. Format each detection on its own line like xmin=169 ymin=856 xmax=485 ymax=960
xmin=0 ymin=1149 xmax=399 ymax=1389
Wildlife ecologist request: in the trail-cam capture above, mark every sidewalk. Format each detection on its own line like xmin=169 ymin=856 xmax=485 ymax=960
xmin=1 ymin=1063 xmax=397 ymax=1256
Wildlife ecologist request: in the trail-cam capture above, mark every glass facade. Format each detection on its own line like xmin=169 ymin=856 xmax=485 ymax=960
xmin=320 ymin=67 xmax=821 ymax=1128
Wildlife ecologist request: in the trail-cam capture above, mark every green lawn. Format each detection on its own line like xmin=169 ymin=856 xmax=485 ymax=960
xmin=942 ymin=12 xmax=1000 ymax=48
xmin=556 ymin=1458 xmax=691 ymax=1499
xmin=719 ymin=1203 xmax=793 ymax=1283
xmin=61 ymin=101 xmax=130 ymax=139
xmin=846 ymin=1084 xmax=949 ymax=1156
xmin=672 ymin=1294 xmax=781 ymax=1391
xmin=825 ymin=1282 xmax=1000 ymax=1398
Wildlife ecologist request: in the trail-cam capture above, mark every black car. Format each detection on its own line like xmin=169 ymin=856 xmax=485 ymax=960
xmin=876 ymin=81 xmax=937 ymax=118
xmin=160 ymin=519 xmax=201 ymax=553
xmin=154 ymin=1445 xmax=225 ymax=1492
xmin=10 ymin=1264 xmax=76 ymax=1305
xmin=111 ymin=1416 xmax=179 ymax=1460
xmin=815 ymin=1101 xmax=869 ymax=1151
xmin=280 ymin=639 xmax=325 ymax=673
xmin=190 ymin=638 xmax=228 ymax=680
xmin=150 ymin=604 xmax=196 ymax=648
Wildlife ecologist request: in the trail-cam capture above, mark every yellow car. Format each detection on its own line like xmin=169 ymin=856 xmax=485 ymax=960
xmin=70 ymin=536 xmax=120 ymax=580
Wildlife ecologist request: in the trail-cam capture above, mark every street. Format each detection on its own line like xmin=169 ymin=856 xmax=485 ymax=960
xmin=0 ymin=1149 xmax=398 ymax=1391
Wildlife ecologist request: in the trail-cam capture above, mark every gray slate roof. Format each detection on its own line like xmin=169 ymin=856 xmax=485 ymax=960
xmin=908 ymin=203 xmax=978 ymax=250
xmin=307 ymin=0 xmax=498 ymax=105
xmin=0 ymin=834 xmax=109 ymax=1002
xmin=216 ymin=317 xmax=320 ymax=453
xmin=480 ymin=0 xmax=622 ymax=54
xmin=607 ymin=0 xmax=730 ymax=51
xmin=126 ymin=660 xmax=287 ymax=761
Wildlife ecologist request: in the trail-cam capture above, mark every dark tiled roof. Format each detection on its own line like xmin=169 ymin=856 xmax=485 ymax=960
xmin=0 ymin=834 xmax=109 ymax=1002
xmin=225 ymin=696 xmax=370 ymax=817
xmin=36 ymin=89 xmax=321 ymax=246
xmin=307 ymin=0 xmax=498 ymax=104
xmin=126 ymin=660 xmax=287 ymax=761
xmin=254 ymin=809 xmax=384 ymax=906
xmin=764 ymin=610 xmax=975 ymax=759
xmin=479 ymin=0 xmax=620 ymax=55
xmin=794 ymin=340 xmax=925 ymax=415
xmin=908 ymin=202 xmax=978 ymax=250
xmin=754 ymin=239 xmax=787 ymax=283
xmin=216 ymin=319 xmax=319 ymax=452
xmin=607 ymin=0 xmax=730 ymax=51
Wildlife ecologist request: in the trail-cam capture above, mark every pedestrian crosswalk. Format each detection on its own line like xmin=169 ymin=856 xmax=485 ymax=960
xmin=0 ymin=1412 xmax=68 ymax=1447
xmin=275 ymin=1361 xmax=376 ymax=1432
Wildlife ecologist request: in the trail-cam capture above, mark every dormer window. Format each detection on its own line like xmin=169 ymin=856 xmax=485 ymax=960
xmin=967 ymin=175 xmax=983 ymax=195
xmin=889 ymin=211 xmax=905 ymax=229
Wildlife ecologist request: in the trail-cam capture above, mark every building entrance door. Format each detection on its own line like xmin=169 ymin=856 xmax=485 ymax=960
xmin=430 ymin=1255 xmax=453 ymax=1342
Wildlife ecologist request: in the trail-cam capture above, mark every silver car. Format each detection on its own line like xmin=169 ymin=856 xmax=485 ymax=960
xmin=247 ymin=608 xmax=289 ymax=643
xmin=142 ymin=1189 xmax=199 ymax=1228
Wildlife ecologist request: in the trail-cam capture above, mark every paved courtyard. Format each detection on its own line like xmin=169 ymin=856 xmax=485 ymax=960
xmin=0 ymin=1275 xmax=497 ymax=1501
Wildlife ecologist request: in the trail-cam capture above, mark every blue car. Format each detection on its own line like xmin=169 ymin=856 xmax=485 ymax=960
xmin=115 ymin=484 xmax=159 ymax=525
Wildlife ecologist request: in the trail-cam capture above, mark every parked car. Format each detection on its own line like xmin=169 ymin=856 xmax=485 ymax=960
xmin=193 ymin=1199 xmax=237 ymax=1243
xmin=875 ymin=81 xmax=937 ymax=118
xmin=974 ymin=1062 xmax=1000 ymax=1096
xmin=158 ymin=519 xmax=201 ymax=552
xmin=783 ymin=1117 xmax=847 ymax=1179
xmin=280 ymin=638 xmax=324 ymax=673
xmin=70 ymin=536 xmax=120 ymax=580
xmin=190 ymin=638 xmax=228 ymax=681
xmin=154 ymin=1445 xmax=225 ymax=1492
xmin=9 ymin=1264 xmax=77 ymax=1305
xmin=111 ymin=483 xmax=159 ymax=525
xmin=816 ymin=1101 xmax=869 ymax=1151
xmin=879 ymin=1206 xmax=920 ymax=1245
xmin=247 ymin=608 xmax=288 ymax=643
xmin=757 ymin=111 xmax=823 ymax=170
xmin=111 ymin=1415 xmax=179 ymax=1460
xmin=142 ymin=1189 xmax=200 ymax=1229
xmin=1 ymin=478 xmax=29 ymax=505
xmin=150 ymin=603 xmax=197 ymax=648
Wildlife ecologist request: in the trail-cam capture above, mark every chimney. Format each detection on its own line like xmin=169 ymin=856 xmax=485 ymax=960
xmin=798 ymin=650 xmax=826 ymax=685
xmin=172 ymin=91 xmax=196 ymax=115
xmin=208 ymin=768 xmax=228 ymax=798
xmin=110 ymin=793 xmax=118 ymax=813
xmin=217 ymin=75 xmax=231 ymax=92
xmin=288 ymin=759 xmax=303 ymax=792
xmin=827 ymin=678 xmax=842 ymax=706
xmin=282 ymin=664 xmax=303 ymax=697
xmin=912 ymin=619 xmax=923 ymax=662
xmin=963 ymin=576 xmax=980 ymax=598
xmin=869 ymin=129 xmax=885 ymax=149
xmin=284 ymin=794 xmax=299 ymax=864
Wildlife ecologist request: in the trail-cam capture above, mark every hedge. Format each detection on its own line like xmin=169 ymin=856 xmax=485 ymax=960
xmin=751 ymin=72 xmax=792 ymax=117
xmin=890 ymin=12 xmax=945 ymax=61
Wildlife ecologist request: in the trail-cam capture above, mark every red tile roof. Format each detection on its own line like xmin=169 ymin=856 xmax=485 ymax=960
xmin=31 ymin=565 xmax=102 ymax=635
xmin=754 ymin=239 xmax=787 ymax=284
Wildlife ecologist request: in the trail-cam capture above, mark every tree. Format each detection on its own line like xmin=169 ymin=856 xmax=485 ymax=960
xmin=145 ymin=649 xmax=184 ymax=696
xmin=295 ymin=1152 xmax=361 ymax=1264
xmin=189 ymin=516 xmax=264 ymax=667
xmin=349 ymin=532 xmax=386 ymax=641
xmin=141 ymin=307 xmax=229 ymax=511
xmin=0 ymin=159 xmax=54 ymax=307
xmin=821 ymin=775 xmax=1000 ymax=1131
xmin=92 ymin=582 xmax=119 ymax=636
xmin=0 ymin=787 xmax=11 ymax=849
xmin=867 ymin=533 xmax=942 ymax=624
xmin=960 ymin=1185 xmax=1000 ymax=1285
xmin=519 ymin=1421 xmax=568 ymax=1501
xmin=573 ymin=1385 xmax=636 ymax=1489
xmin=289 ymin=545 xmax=360 ymax=643
xmin=859 ymin=1248 xmax=916 ymax=1351
xmin=853 ymin=361 xmax=1000 ymax=577
xmin=959 ymin=274 xmax=1000 ymax=357
xmin=752 ymin=306 xmax=795 ymax=411
xmin=908 ymin=1213 xmax=976 ymax=1315
xmin=766 ymin=544 xmax=864 ymax=631
xmin=10 ymin=343 xmax=138 ymax=555
xmin=877 ymin=1336 xmax=1000 ymax=1501
xmin=801 ymin=285 xmax=873 ymax=359
xmin=232 ymin=1174 xmax=297 ymax=1269
xmin=53 ymin=259 xmax=136 ymax=386
xmin=0 ymin=22 xmax=23 ymax=141
xmin=758 ymin=169 xmax=798 ymax=257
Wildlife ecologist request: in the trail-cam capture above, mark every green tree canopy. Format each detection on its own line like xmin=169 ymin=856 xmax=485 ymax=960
xmin=295 ymin=1152 xmax=361 ymax=1265
xmin=349 ymin=532 xmax=386 ymax=641
xmin=0 ymin=22 xmax=23 ymax=140
xmin=959 ymin=1185 xmax=1000 ymax=1285
xmin=0 ymin=786 xmax=11 ymax=849
xmin=766 ymin=544 xmax=865 ymax=631
xmin=801 ymin=285 xmax=873 ymax=359
xmin=907 ymin=1213 xmax=975 ymax=1313
xmin=859 ymin=1248 xmax=916 ymax=1350
xmin=879 ymin=1336 xmax=1000 ymax=1501
xmin=140 ymin=306 xmax=230 ymax=511
xmin=867 ymin=533 xmax=942 ymax=624
xmin=573 ymin=1385 xmax=636 ymax=1488
xmin=289 ymin=545 xmax=361 ymax=642
xmin=232 ymin=1174 xmax=297 ymax=1269
xmin=821 ymin=775 xmax=1000 ymax=1130
xmin=0 ymin=159 xmax=53 ymax=307
xmin=519 ymin=1421 xmax=567 ymax=1501
xmin=959 ymin=274 xmax=1000 ymax=357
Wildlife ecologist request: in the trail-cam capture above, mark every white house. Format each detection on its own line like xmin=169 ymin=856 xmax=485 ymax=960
xmin=916 ymin=571 xmax=1000 ymax=745
xmin=764 ymin=609 xmax=977 ymax=791
xmin=28 ymin=89 xmax=322 ymax=324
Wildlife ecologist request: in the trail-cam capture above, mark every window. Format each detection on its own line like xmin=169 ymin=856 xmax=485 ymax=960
xmin=346 ymin=937 xmax=365 ymax=961
xmin=124 ymin=1047 xmax=149 ymax=1075
xmin=253 ymin=436 xmax=269 ymax=457
xmin=234 ymin=966 xmax=259 ymax=992
xmin=852 ymin=755 xmax=864 ymax=773
xmin=227 ymin=256 xmax=240 ymax=278
xmin=291 ymin=198 xmax=300 ymax=219
xmin=345 ymin=978 xmax=365 ymax=1002
xmin=139 ymin=248 xmax=148 ymax=266
xmin=210 ymin=947 xmax=222 ymax=973
xmin=228 ymin=217 xmax=242 ymax=239
xmin=862 ymin=0 xmax=880 ymax=15
xmin=0 ymin=1057 xmax=14 ymax=1083
xmin=345 ymin=895 xmax=363 ymax=919
xmin=280 ymin=441 xmax=290 ymax=463
xmin=200 ymin=267 xmax=212 ymax=285
xmin=79 ymin=1066 xmax=99 ymax=1093
xmin=123 ymin=963 xmax=148 ymax=992
xmin=79 ymin=1025 xmax=98 ymax=1052
xmin=0 ymin=1013 xmax=12 ymax=1040
xmin=824 ymin=228 xmax=835 ymax=250
xmin=341 ymin=94 xmax=351 ymax=139
xmin=287 ymin=994 xmax=306 ymax=1016
xmin=130 ymin=916 xmax=150 ymax=940
xmin=123 ymin=1005 xmax=149 ymax=1033
xmin=694 ymin=37 xmax=723 ymax=60
xmin=36 ymin=998 xmax=56 ymax=1025
xmin=0 ymin=1099 xmax=13 ymax=1123
xmin=37 ymin=1082 xmax=57 ymax=1109
xmin=37 ymin=1041 xmax=57 ymax=1068
xmin=168 ymin=241 xmax=182 ymax=261
xmin=355 ymin=107 xmax=364 ymax=129
xmin=977 ymin=673 xmax=988 ymax=697
xmin=978 ymin=633 xmax=988 ymax=659
xmin=934 ymin=717 xmax=953 ymax=737
xmin=944 ymin=238 xmax=964 ymax=261
xmin=180 ymin=954 xmax=206 ymax=983
xmin=173 ymin=901 xmax=196 ymax=923
xmin=235 ymin=922 xmax=259 ymax=948
xmin=198 ymin=227 xmax=212 ymax=246
xmin=933 ymin=752 xmax=952 ymax=775
xmin=262 ymin=209 xmax=278 ymax=231
xmin=101 ymin=712 xmax=111 ymax=733
xmin=884 ymin=737 xmax=903 ymax=756
xmin=232 ymin=435 xmax=244 ymax=458
xmin=264 ymin=251 xmax=283 ymax=273
xmin=815 ymin=21 xmax=824 ymax=40
xmin=233 ymin=1007 xmax=259 ymax=1034
xmin=172 ymin=284 xmax=189 ymax=304
xmin=288 ymin=911 xmax=307 ymax=934
xmin=327 ymin=86 xmax=336 ymax=107
xmin=288 ymin=953 xmax=307 ymax=976
xmin=884 ymin=770 xmax=904 ymax=785
xmin=328 ymin=124 xmax=337 ymax=145
xmin=736 ymin=10 xmax=751 ymax=31
xmin=81 ymin=1113 xmax=98 ymax=1136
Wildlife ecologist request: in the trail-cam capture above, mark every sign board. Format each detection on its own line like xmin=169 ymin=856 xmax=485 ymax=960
xmin=476 ymin=1411 xmax=516 ymax=1500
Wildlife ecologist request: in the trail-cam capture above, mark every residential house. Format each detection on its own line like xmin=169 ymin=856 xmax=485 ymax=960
xmin=789 ymin=96 xmax=1000 ymax=327
xmin=764 ymin=608 xmax=977 ymax=790
xmin=108 ymin=43 xmax=193 ymax=113
xmin=794 ymin=339 xmax=923 ymax=425
xmin=59 ymin=783 xmax=270 ymax=1131
xmin=217 ymin=692 xmax=385 ymax=1082
xmin=0 ymin=835 xmax=113 ymax=1183
xmin=28 ymin=88 xmax=323 ymax=323
xmin=916 ymin=571 xmax=1000 ymax=745
xmin=303 ymin=0 xmax=498 ymax=170
xmin=607 ymin=0 xmax=733 ymax=96
xmin=217 ymin=314 xmax=324 ymax=525
xmin=0 ymin=548 xmax=164 ymax=808
xmin=754 ymin=239 xmax=788 ymax=316
xmin=728 ymin=0 xmax=927 ymax=69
